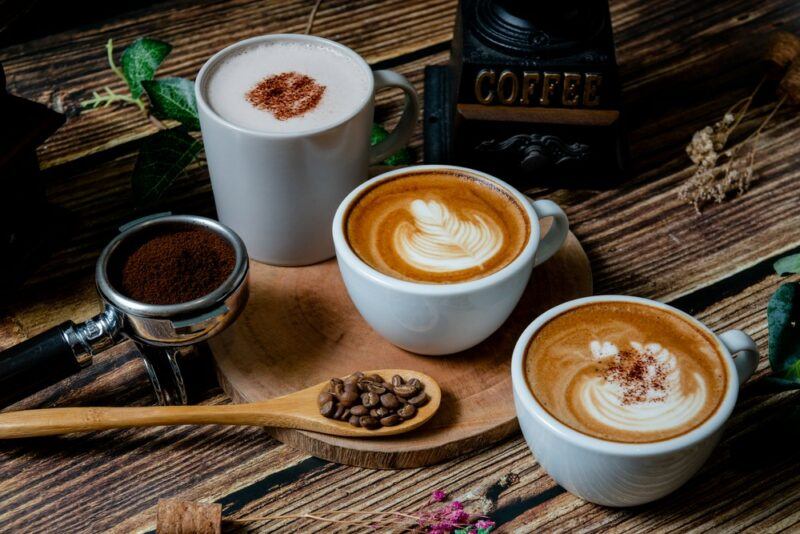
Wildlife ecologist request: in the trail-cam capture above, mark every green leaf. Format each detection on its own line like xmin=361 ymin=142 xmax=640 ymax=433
xmin=132 ymin=128 xmax=202 ymax=206
xmin=142 ymin=78 xmax=200 ymax=130
xmin=121 ymin=38 xmax=172 ymax=98
xmin=775 ymin=253 xmax=800 ymax=275
xmin=370 ymin=123 xmax=413 ymax=165
xmin=765 ymin=282 xmax=800 ymax=388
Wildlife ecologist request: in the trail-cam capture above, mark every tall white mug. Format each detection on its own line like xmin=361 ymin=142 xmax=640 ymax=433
xmin=196 ymin=34 xmax=420 ymax=265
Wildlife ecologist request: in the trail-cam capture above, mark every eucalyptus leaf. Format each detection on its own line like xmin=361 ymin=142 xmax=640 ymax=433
xmin=775 ymin=253 xmax=800 ymax=275
xmin=764 ymin=282 xmax=800 ymax=389
xmin=132 ymin=128 xmax=202 ymax=206
xmin=121 ymin=38 xmax=172 ymax=98
xmin=142 ymin=77 xmax=200 ymax=130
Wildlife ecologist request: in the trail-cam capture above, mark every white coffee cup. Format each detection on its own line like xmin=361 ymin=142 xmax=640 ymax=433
xmin=511 ymin=295 xmax=759 ymax=507
xmin=196 ymin=34 xmax=420 ymax=266
xmin=332 ymin=164 xmax=569 ymax=355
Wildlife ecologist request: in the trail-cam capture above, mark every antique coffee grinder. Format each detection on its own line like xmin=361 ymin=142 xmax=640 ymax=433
xmin=424 ymin=0 xmax=627 ymax=186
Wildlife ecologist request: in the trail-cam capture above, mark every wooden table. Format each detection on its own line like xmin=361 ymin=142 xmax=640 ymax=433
xmin=1 ymin=0 xmax=799 ymax=531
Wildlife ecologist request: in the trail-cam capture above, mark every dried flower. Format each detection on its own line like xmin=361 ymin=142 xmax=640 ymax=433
xmin=431 ymin=489 xmax=448 ymax=502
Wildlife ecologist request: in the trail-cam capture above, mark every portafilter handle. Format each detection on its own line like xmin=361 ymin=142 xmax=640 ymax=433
xmin=0 ymin=307 xmax=120 ymax=406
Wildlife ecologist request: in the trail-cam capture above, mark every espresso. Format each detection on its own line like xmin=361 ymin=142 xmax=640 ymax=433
xmin=205 ymin=41 xmax=370 ymax=133
xmin=345 ymin=171 xmax=530 ymax=283
xmin=524 ymin=301 xmax=727 ymax=443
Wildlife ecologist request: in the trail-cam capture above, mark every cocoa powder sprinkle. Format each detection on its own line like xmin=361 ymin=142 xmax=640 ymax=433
xmin=603 ymin=348 xmax=668 ymax=405
xmin=245 ymin=71 xmax=326 ymax=121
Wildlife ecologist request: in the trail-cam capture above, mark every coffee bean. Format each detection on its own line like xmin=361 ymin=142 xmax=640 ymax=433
xmin=360 ymin=416 xmax=380 ymax=429
xmin=380 ymin=392 xmax=400 ymax=409
xmin=392 ymin=375 xmax=404 ymax=387
xmin=318 ymin=392 xmax=334 ymax=406
xmin=370 ymin=408 xmax=379 ymax=417
xmin=349 ymin=405 xmax=369 ymax=416
xmin=338 ymin=388 xmax=359 ymax=407
xmin=374 ymin=406 xmax=391 ymax=418
xmin=397 ymin=404 xmax=417 ymax=418
xmin=380 ymin=414 xmax=402 ymax=426
xmin=330 ymin=379 xmax=344 ymax=397
xmin=320 ymin=400 xmax=335 ymax=418
xmin=362 ymin=392 xmax=380 ymax=408
xmin=366 ymin=382 xmax=387 ymax=394
xmin=333 ymin=404 xmax=346 ymax=420
xmin=348 ymin=415 xmax=361 ymax=427
xmin=366 ymin=374 xmax=384 ymax=384
xmin=407 ymin=378 xmax=422 ymax=391
xmin=408 ymin=392 xmax=429 ymax=407
xmin=340 ymin=408 xmax=351 ymax=421
xmin=393 ymin=384 xmax=417 ymax=398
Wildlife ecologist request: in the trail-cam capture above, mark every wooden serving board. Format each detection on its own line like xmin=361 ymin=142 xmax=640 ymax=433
xmin=210 ymin=230 xmax=591 ymax=468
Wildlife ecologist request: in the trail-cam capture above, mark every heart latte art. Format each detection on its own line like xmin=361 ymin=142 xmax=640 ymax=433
xmin=345 ymin=171 xmax=530 ymax=283
xmin=525 ymin=301 xmax=728 ymax=443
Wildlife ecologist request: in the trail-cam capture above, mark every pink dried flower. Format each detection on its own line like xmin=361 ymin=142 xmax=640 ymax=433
xmin=431 ymin=489 xmax=447 ymax=502
xmin=476 ymin=519 xmax=496 ymax=529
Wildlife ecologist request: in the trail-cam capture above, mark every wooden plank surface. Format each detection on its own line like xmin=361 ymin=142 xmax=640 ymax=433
xmin=1 ymin=0 xmax=800 ymax=532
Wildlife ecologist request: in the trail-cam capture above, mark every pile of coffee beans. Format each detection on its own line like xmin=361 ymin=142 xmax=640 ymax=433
xmin=318 ymin=372 xmax=429 ymax=429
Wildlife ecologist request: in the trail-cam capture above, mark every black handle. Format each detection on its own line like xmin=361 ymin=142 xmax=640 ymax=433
xmin=0 ymin=322 xmax=82 ymax=406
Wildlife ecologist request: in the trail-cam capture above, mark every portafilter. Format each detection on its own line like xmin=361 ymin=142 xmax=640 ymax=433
xmin=0 ymin=213 xmax=249 ymax=406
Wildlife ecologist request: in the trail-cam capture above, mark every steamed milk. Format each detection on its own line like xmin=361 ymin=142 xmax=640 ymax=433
xmin=205 ymin=41 xmax=371 ymax=133
xmin=525 ymin=301 xmax=728 ymax=443
xmin=345 ymin=170 xmax=530 ymax=283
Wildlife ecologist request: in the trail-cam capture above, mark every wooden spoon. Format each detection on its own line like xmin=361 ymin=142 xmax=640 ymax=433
xmin=0 ymin=369 xmax=440 ymax=439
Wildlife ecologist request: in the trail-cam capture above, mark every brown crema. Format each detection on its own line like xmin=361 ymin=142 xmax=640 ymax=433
xmin=524 ymin=301 xmax=728 ymax=443
xmin=345 ymin=171 xmax=530 ymax=283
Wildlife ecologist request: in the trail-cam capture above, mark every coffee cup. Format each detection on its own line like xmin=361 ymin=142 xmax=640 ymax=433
xmin=332 ymin=164 xmax=569 ymax=355
xmin=196 ymin=34 xmax=420 ymax=265
xmin=511 ymin=295 xmax=759 ymax=507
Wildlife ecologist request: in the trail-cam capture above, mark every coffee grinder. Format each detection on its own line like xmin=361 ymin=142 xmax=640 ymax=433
xmin=424 ymin=0 xmax=627 ymax=186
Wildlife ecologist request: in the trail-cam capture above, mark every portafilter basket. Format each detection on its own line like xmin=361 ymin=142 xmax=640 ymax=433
xmin=0 ymin=214 xmax=249 ymax=406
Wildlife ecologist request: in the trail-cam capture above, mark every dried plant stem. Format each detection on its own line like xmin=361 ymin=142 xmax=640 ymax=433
xmin=305 ymin=0 xmax=324 ymax=34
xmin=725 ymin=75 xmax=765 ymax=132
xmin=234 ymin=509 xmax=421 ymax=522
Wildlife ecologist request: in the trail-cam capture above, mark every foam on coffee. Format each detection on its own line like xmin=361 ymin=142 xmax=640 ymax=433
xmin=345 ymin=170 xmax=530 ymax=283
xmin=524 ymin=301 xmax=728 ymax=443
xmin=205 ymin=41 xmax=371 ymax=133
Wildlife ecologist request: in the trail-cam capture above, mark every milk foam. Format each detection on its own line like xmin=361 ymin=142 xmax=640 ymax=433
xmin=206 ymin=41 xmax=371 ymax=132
xmin=577 ymin=341 xmax=707 ymax=433
xmin=394 ymin=199 xmax=504 ymax=273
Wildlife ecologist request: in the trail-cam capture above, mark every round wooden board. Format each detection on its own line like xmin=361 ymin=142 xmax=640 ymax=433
xmin=210 ymin=230 xmax=591 ymax=468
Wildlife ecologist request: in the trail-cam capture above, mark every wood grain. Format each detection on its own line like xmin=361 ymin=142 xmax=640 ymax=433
xmin=211 ymin=236 xmax=591 ymax=468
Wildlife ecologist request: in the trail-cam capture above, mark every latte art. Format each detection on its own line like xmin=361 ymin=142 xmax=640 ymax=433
xmin=345 ymin=171 xmax=530 ymax=283
xmin=525 ymin=301 xmax=728 ymax=443
xmin=575 ymin=341 xmax=707 ymax=434
xmin=395 ymin=199 xmax=504 ymax=273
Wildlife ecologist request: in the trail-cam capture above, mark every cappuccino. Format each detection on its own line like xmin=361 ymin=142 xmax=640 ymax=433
xmin=345 ymin=170 xmax=530 ymax=283
xmin=205 ymin=40 xmax=371 ymax=133
xmin=524 ymin=301 xmax=727 ymax=443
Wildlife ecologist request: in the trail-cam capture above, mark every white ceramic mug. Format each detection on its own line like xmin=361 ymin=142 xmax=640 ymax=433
xmin=196 ymin=34 xmax=420 ymax=265
xmin=511 ymin=295 xmax=759 ymax=507
xmin=332 ymin=164 xmax=569 ymax=355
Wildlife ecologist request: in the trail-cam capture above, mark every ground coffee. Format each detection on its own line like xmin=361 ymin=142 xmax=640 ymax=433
xmin=112 ymin=226 xmax=235 ymax=305
xmin=245 ymin=71 xmax=326 ymax=121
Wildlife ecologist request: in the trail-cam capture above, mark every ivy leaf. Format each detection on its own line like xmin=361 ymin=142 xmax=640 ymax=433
xmin=764 ymin=282 xmax=800 ymax=389
xmin=370 ymin=123 xmax=413 ymax=165
xmin=142 ymin=77 xmax=200 ymax=130
xmin=132 ymin=128 xmax=202 ymax=206
xmin=775 ymin=253 xmax=800 ymax=275
xmin=121 ymin=38 xmax=172 ymax=98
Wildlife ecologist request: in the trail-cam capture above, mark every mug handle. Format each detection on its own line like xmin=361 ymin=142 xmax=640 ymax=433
xmin=528 ymin=199 xmax=570 ymax=267
xmin=369 ymin=70 xmax=420 ymax=164
xmin=718 ymin=330 xmax=759 ymax=385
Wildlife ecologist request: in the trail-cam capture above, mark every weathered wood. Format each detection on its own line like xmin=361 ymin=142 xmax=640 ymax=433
xmin=0 ymin=0 xmax=456 ymax=168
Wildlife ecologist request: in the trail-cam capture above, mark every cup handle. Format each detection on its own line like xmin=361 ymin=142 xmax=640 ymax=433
xmin=528 ymin=199 xmax=570 ymax=267
xmin=369 ymin=70 xmax=420 ymax=165
xmin=718 ymin=330 xmax=759 ymax=385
